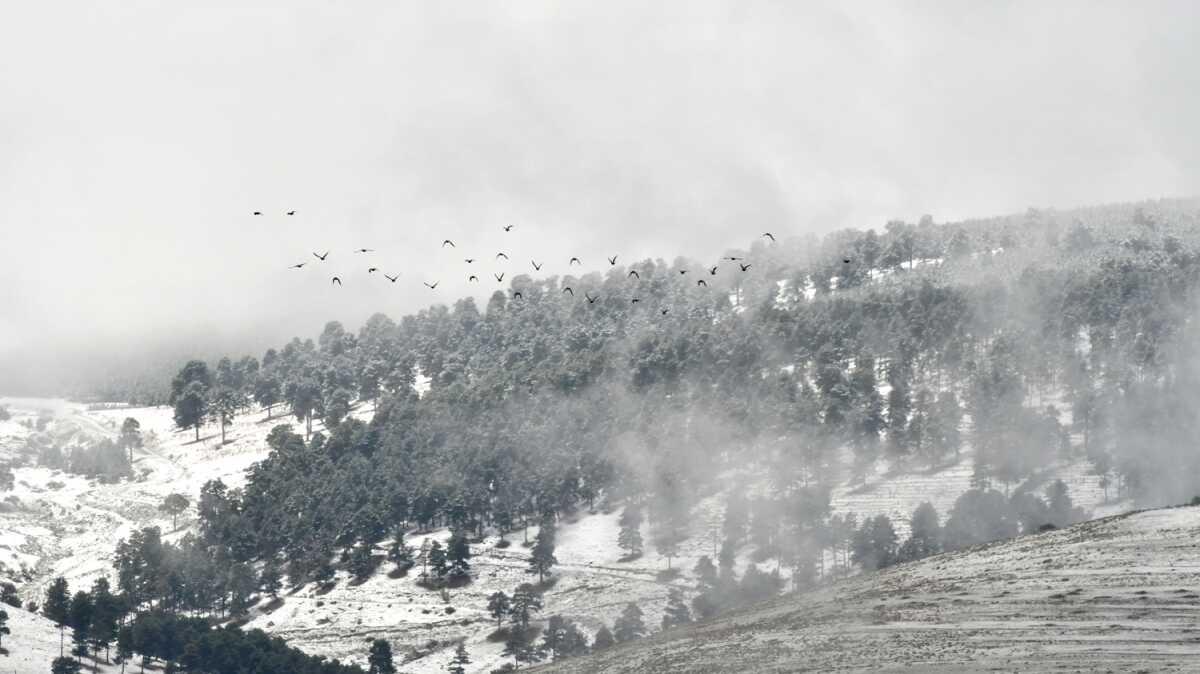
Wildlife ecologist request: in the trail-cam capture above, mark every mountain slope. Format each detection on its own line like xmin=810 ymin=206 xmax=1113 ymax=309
xmin=535 ymin=506 xmax=1200 ymax=673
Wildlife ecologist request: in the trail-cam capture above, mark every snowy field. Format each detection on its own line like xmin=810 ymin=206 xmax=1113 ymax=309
xmin=539 ymin=505 xmax=1200 ymax=673
xmin=0 ymin=397 xmax=1133 ymax=672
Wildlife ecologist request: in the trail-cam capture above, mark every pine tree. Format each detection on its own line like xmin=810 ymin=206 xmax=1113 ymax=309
xmin=0 ymin=608 xmax=9 ymax=649
xmin=43 ymin=577 xmax=70 ymax=657
xmin=592 ymin=625 xmax=615 ymax=650
xmin=509 ymin=584 xmax=542 ymax=629
xmin=158 ymin=493 xmax=190 ymax=531
xmin=428 ymin=540 xmax=448 ymax=579
xmin=68 ymin=591 xmax=93 ymax=662
xmin=387 ymin=528 xmax=414 ymax=573
xmin=446 ymin=641 xmax=470 ymax=674
xmin=612 ymin=602 xmax=646 ymax=642
xmin=617 ymin=503 xmax=644 ymax=558
xmin=528 ymin=517 xmax=557 ymax=583
xmin=487 ymin=591 xmax=511 ymax=627
xmin=261 ymin=559 xmax=283 ymax=598
xmin=367 ymin=638 xmax=396 ymax=674
xmin=661 ymin=587 xmax=692 ymax=629
xmin=446 ymin=529 xmax=472 ymax=578
xmin=349 ymin=540 xmax=376 ymax=582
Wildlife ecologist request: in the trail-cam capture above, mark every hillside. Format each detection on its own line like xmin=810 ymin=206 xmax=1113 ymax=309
xmin=0 ymin=396 xmax=1126 ymax=672
xmin=535 ymin=505 xmax=1200 ymax=673
xmin=0 ymin=604 xmax=120 ymax=674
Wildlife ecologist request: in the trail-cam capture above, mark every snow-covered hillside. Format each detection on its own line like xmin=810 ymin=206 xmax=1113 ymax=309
xmin=537 ymin=505 xmax=1200 ymax=673
xmin=0 ymin=604 xmax=120 ymax=674
xmin=0 ymin=397 xmax=1133 ymax=672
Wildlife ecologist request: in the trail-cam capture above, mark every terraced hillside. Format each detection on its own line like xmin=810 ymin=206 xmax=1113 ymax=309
xmin=536 ymin=506 xmax=1200 ymax=673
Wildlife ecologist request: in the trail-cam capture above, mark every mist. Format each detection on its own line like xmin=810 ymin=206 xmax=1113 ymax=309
xmin=2 ymin=1 xmax=1199 ymax=394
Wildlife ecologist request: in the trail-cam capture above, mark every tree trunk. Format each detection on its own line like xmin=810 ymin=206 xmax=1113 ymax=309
xmin=194 ymin=424 xmax=200 ymax=441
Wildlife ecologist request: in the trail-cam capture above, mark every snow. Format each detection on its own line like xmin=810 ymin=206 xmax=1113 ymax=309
xmin=0 ymin=604 xmax=121 ymax=673
xmin=0 ymin=397 xmax=1138 ymax=673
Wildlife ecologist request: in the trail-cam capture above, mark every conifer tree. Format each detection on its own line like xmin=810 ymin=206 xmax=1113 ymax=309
xmin=661 ymin=587 xmax=692 ymax=629
xmin=0 ymin=608 xmax=9 ymax=649
xmin=367 ymin=638 xmax=396 ymax=674
xmin=487 ymin=591 xmax=511 ymax=627
xmin=446 ymin=529 xmax=472 ymax=578
xmin=592 ymin=624 xmax=615 ymax=650
xmin=43 ymin=577 xmax=70 ymax=657
xmin=617 ymin=503 xmax=644 ymax=558
xmin=446 ymin=642 xmax=470 ymax=674
xmin=528 ymin=517 xmax=557 ymax=583
xmin=612 ymin=602 xmax=646 ymax=642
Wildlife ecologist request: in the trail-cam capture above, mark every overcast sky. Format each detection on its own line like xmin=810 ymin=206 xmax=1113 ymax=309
xmin=1 ymin=1 xmax=1198 ymax=391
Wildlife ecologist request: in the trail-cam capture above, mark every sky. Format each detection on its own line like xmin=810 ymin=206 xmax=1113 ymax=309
xmin=1 ymin=1 xmax=1198 ymax=393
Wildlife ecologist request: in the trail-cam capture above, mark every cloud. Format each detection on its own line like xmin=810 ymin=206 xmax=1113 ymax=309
xmin=1 ymin=1 xmax=1198 ymax=391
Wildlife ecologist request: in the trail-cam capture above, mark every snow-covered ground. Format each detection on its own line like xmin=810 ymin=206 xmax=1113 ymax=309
xmin=0 ymin=604 xmax=121 ymax=674
xmin=539 ymin=505 xmax=1200 ymax=673
xmin=0 ymin=397 xmax=1133 ymax=672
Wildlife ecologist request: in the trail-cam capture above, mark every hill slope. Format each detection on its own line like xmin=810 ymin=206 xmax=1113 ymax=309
xmin=536 ymin=506 xmax=1200 ymax=673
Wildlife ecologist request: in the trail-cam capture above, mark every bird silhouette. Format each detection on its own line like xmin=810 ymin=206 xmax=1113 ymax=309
xmin=697 ymin=279 xmax=708 ymax=287
xmin=443 ymin=240 xmax=455 ymax=248
xmin=368 ymin=267 xmax=378 ymax=273
xmin=286 ymin=210 xmax=296 ymax=216
xmin=355 ymin=248 xmax=374 ymax=253
xmin=503 ymin=224 xmax=515 ymax=232
xmin=313 ymin=251 xmax=329 ymax=261
xmin=289 ymin=263 xmax=306 ymax=269
xmin=496 ymin=252 xmax=509 ymax=260
xmin=464 ymin=258 xmax=475 ymax=264
xmin=570 ymin=257 xmax=582 ymax=266
xmin=586 ymin=293 xmax=598 ymax=303
xmin=763 ymin=232 xmax=775 ymax=242
xmin=562 ymin=287 xmax=574 ymax=296
xmin=512 ymin=291 xmax=523 ymax=299
xmin=253 ymin=211 xmax=262 ymax=216
xmin=661 ymin=309 xmax=669 ymax=315
xmin=843 ymin=258 xmax=851 ymax=264
xmin=331 ymin=277 xmax=342 ymax=285
xmin=739 ymin=263 xmax=752 ymax=272
xmin=725 ymin=256 xmax=743 ymax=261
xmin=384 ymin=274 xmax=399 ymax=283
xmin=468 ymin=275 xmax=479 ymax=282
xmin=494 ymin=272 xmax=505 ymax=282
xmin=679 ymin=269 xmax=688 ymax=275
xmin=627 ymin=270 xmax=640 ymax=279
xmin=630 ymin=298 xmax=641 ymax=304
xmin=709 ymin=266 xmax=718 ymax=275
xmin=532 ymin=260 xmax=543 ymax=271
xmin=608 ymin=255 xmax=618 ymax=266
xmin=424 ymin=281 xmax=439 ymax=289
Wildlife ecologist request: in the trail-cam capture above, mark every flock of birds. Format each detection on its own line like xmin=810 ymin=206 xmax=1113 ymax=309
xmin=268 ymin=210 xmax=801 ymax=309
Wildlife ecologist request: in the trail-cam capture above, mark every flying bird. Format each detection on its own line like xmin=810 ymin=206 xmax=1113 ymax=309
xmin=368 ymin=267 xmax=378 ymax=273
xmin=739 ymin=263 xmax=752 ymax=272
xmin=763 ymin=232 xmax=775 ymax=242
xmin=443 ymin=240 xmax=455 ymax=248
xmin=570 ymin=257 xmax=581 ymax=266
xmin=679 ymin=269 xmax=688 ymax=275
xmin=661 ymin=309 xmax=669 ymax=315
xmin=562 ymin=287 xmax=574 ymax=296
xmin=464 ymin=258 xmax=475 ymax=264
xmin=585 ymin=293 xmax=598 ymax=304
xmin=503 ymin=224 xmax=515 ymax=232
xmin=697 ymin=279 xmax=708 ymax=287
xmin=289 ymin=263 xmax=306 ymax=269
xmin=355 ymin=248 xmax=374 ymax=253
xmin=494 ymin=273 xmax=505 ymax=282
xmin=608 ymin=255 xmax=618 ymax=266
xmin=725 ymin=256 xmax=743 ymax=261
xmin=627 ymin=270 xmax=640 ymax=279
xmin=709 ymin=266 xmax=718 ymax=275
xmin=313 ymin=251 xmax=329 ymax=261
xmin=532 ymin=260 xmax=543 ymax=271
xmin=424 ymin=281 xmax=439 ymax=289
xmin=286 ymin=210 xmax=296 ymax=216
xmin=253 ymin=211 xmax=262 ymax=216
xmin=496 ymin=252 xmax=509 ymax=260
xmin=331 ymin=277 xmax=342 ymax=285
xmin=468 ymin=275 xmax=479 ymax=282
xmin=384 ymin=274 xmax=399 ymax=283
xmin=512 ymin=291 xmax=523 ymax=300
xmin=843 ymin=258 xmax=851 ymax=264
xmin=630 ymin=298 xmax=641 ymax=304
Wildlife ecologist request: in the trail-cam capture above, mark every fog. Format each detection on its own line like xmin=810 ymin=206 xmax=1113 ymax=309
xmin=2 ymin=1 xmax=1198 ymax=394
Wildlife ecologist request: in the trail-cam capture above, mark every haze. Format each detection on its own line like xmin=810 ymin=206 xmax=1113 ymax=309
xmin=2 ymin=1 xmax=1198 ymax=394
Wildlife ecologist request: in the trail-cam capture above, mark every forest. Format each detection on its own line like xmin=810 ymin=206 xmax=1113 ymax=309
xmin=78 ymin=199 xmax=1200 ymax=669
